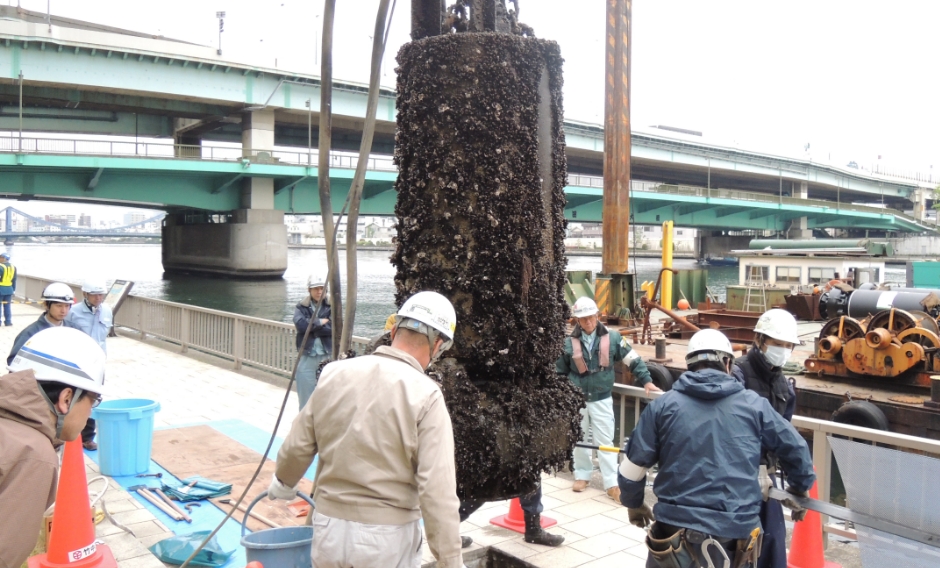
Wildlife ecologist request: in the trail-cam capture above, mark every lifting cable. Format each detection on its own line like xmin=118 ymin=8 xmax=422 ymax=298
xmin=177 ymin=2 xmax=396 ymax=565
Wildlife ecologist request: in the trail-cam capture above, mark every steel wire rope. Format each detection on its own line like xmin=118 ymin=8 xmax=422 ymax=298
xmin=178 ymin=2 xmax=396 ymax=564
xmin=177 ymin=161 xmax=358 ymax=568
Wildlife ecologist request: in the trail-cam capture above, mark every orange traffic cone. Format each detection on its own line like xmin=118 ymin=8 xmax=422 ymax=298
xmin=29 ymin=438 xmax=117 ymax=568
xmin=787 ymin=478 xmax=841 ymax=568
xmin=490 ymin=498 xmax=557 ymax=534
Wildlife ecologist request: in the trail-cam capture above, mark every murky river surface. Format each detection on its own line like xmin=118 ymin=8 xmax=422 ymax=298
xmin=7 ymin=243 xmax=902 ymax=337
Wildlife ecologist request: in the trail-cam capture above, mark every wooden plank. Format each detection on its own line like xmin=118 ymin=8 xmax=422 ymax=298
xmin=152 ymin=426 xmax=314 ymax=532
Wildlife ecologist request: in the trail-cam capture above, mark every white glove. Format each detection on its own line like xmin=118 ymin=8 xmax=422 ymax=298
xmin=268 ymin=474 xmax=298 ymax=501
xmin=759 ymin=465 xmax=772 ymax=502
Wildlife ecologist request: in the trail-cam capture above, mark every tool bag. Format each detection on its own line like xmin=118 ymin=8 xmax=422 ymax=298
xmin=645 ymin=522 xmax=762 ymax=568
xmin=645 ymin=523 xmax=696 ymax=568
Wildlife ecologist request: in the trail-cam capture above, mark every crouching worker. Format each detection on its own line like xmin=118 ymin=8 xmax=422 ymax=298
xmin=0 ymin=327 xmax=107 ymax=568
xmin=271 ymin=291 xmax=463 ymax=568
xmin=617 ymin=329 xmax=815 ymax=568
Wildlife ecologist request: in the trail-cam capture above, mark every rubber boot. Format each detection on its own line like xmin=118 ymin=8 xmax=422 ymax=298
xmin=524 ymin=513 xmax=564 ymax=547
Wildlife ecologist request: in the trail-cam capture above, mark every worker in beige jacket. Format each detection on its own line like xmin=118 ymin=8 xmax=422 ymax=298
xmin=0 ymin=327 xmax=107 ymax=568
xmin=271 ymin=291 xmax=463 ymax=568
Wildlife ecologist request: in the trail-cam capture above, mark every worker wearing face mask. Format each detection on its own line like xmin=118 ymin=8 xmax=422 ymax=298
xmin=731 ymin=308 xmax=801 ymax=568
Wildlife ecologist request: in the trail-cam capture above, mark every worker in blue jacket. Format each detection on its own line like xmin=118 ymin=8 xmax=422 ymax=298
xmin=618 ymin=329 xmax=815 ymax=568
xmin=557 ymin=296 xmax=656 ymax=501
xmin=293 ymin=274 xmax=332 ymax=409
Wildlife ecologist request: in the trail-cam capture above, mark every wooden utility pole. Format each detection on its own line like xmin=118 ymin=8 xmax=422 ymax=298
xmin=601 ymin=0 xmax=631 ymax=274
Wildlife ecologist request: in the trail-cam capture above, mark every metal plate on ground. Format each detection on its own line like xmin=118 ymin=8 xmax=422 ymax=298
xmin=152 ymin=425 xmax=313 ymax=532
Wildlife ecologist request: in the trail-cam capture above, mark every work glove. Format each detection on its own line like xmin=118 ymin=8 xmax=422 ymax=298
xmin=781 ymin=485 xmax=809 ymax=522
xmin=759 ymin=465 xmax=772 ymax=502
xmin=628 ymin=503 xmax=655 ymax=529
xmin=267 ymin=474 xmax=298 ymax=501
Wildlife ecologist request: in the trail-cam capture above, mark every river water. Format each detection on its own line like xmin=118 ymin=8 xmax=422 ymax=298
xmin=5 ymin=243 xmax=770 ymax=337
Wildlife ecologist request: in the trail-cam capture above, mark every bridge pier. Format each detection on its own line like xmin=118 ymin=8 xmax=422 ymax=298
xmin=911 ymin=189 xmax=929 ymax=223
xmin=161 ymin=108 xmax=288 ymax=278
xmin=695 ymin=231 xmax=751 ymax=259
xmin=787 ymin=181 xmax=813 ymax=239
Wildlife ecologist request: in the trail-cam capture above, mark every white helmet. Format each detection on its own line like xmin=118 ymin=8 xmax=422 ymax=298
xmin=754 ymin=309 xmax=801 ymax=344
xmin=396 ymin=291 xmax=457 ymax=340
xmin=686 ymin=329 xmax=735 ymax=367
xmin=572 ymin=297 xmax=599 ymax=318
xmin=9 ymin=327 xmax=107 ymax=395
xmin=81 ymin=278 xmax=108 ymax=295
xmin=42 ymin=282 xmax=75 ymax=304
xmin=307 ymin=274 xmax=326 ymax=289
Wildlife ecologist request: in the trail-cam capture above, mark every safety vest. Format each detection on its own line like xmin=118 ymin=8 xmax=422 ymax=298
xmin=0 ymin=263 xmax=14 ymax=287
xmin=570 ymin=333 xmax=609 ymax=374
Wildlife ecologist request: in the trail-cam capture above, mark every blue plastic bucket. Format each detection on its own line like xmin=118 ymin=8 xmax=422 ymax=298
xmin=91 ymin=398 xmax=161 ymax=476
xmin=241 ymin=492 xmax=315 ymax=568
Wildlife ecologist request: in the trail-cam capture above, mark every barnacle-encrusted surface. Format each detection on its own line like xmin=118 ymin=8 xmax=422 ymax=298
xmin=392 ymin=33 xmax=582 ymax=500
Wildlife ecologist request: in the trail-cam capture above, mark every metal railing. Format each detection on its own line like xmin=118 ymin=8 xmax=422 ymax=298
xmin=611 ymin=383 xmax=940 ymax=545
xmin=567 ymin=175 xmax=925 ymax=225
xmin=0 ymin=135 xmax=397 ymax=171
xmin=14 ymin=274 xmax=370 ymax=375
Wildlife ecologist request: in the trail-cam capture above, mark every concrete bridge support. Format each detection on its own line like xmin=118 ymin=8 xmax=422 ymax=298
xmin=695 ymin=231 xmax=752 ymax=259
xmin=787 ymin=181 xmax=813 ymax=239
xmin=162 ymin=108 xmax=288 ymax=278
xmin=911 ymin=189 xmax=928 ymax=223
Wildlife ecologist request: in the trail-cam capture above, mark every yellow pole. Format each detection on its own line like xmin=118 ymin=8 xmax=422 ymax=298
xmin=662 ymin=221 xmax=674 ymax=309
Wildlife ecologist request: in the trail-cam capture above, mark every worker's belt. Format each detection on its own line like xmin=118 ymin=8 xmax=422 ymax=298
xmin=645 ymin=522 xmax=761 ymax=568
xmin=570 ymin=333 xmax=609 ymax=374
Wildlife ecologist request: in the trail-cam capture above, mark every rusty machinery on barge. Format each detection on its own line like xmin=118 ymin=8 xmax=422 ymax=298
xmin=794 ymin=286 xmax=940 ymax=438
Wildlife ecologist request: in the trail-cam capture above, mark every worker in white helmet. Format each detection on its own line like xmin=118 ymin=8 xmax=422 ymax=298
xmin=272 ymin=291 xmax=463 ymax=568
xmin=731 ymin=308 xmax=801 ymax=568
xmin=618 ymin=329 xmax=814 ymax=568
xmin=292 ymin=273 xmax=332 ymax=409
xmin=64 ymin=278 xmax=113 ymax=451
xmin=556 ymin=296 xmax=656 ymax=501
xmin=0 ymin=327 xmax=107 ymax=568
xmin=7 ymin=282 xmax=78 ymax=367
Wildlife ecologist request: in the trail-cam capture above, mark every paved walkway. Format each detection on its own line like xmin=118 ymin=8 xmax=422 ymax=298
xmin=3 ymin=302 xmax=858 ymax=568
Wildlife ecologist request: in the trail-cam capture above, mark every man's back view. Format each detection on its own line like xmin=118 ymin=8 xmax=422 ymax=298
xmin=618 ymin=329 xmax=815 ymax=568
xmin=272 ymin=291 xmax=463 ymax=568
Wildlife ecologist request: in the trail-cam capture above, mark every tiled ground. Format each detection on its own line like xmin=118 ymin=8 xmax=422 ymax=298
xmin=5 ymin=302 xmax=860 ymax=568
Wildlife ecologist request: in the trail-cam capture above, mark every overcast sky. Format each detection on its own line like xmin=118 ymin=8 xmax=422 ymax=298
xmin=6 ymin=0 xmax=939 ymax=219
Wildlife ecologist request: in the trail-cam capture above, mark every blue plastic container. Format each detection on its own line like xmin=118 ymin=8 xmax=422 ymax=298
xmin=241 ymin=492 xmax=315 ymax=568
xmin=91 ymin=398 xmax=161 ymax=476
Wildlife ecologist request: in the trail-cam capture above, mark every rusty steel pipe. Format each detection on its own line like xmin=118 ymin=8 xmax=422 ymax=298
xmin=641 ymin=296 xmax=700 ymax=333
xmin=601 ymin=0 xmax=631 ymax=274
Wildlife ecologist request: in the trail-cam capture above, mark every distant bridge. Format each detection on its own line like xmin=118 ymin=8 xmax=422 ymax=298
xmin=1 ymin=206 xmax=163 ymax=239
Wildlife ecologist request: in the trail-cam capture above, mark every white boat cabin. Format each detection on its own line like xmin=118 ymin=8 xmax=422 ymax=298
xmin=736 ymin=255 xmax=885 ymax=288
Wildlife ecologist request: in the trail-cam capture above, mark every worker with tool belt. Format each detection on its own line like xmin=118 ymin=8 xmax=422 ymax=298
xmin=293 ymin=273 xmax=332 ymax=409
xmin=0 ymin=251 xmax=16 ymax=326
xmin=65 ymin=278 xmax=114 ymax=451
xmin=271 ymin=291 xmax=463 ymax=568
xmin=0 ymin=327 xmax=107 ymax=568
xmin=618 ymin=329 xmax=815 ymax=568
xmin=731 ymin=309 xmax=799 ymax=568
xmin=557 ymin=296 xmax=657 ymax=500
xmin=7 ymin=282 xmax=78 ymax=366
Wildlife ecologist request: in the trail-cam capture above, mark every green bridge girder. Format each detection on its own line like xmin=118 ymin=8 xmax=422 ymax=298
xmin=0 ymin=152 xmax=930 ymax=233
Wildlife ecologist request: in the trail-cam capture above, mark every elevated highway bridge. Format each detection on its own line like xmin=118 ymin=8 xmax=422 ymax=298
xmin=0 ymin=6 xmax=933 ymax=276
xmin=0 ymin=136 xmax=929 ymax=233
